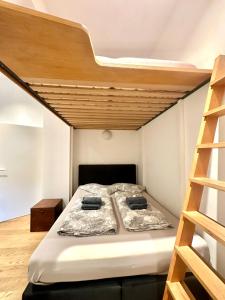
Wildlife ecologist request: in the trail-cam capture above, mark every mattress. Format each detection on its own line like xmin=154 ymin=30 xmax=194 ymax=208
xmin=95 ymin=56 xmax=196 ymax=69
xmin=28 ymin=187 xmax=209 ymax=284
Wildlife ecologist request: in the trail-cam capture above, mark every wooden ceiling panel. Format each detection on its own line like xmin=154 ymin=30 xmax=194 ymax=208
xmin=0 ymin=1 xmax=212 ymax=130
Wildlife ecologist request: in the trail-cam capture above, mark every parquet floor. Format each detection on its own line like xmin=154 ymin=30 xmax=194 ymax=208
xmin=0 ymin=216 xmax=46 ymax=300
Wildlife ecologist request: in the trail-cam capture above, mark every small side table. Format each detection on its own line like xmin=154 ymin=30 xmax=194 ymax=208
xmin=30 ymin=199 xmax=63 ymax=232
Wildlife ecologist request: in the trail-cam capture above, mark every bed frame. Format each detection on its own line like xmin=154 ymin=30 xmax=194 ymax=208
xmin=0 ymin=1 xmax=211 ymax=130
xmin=23 ymin=164 xmax=209 ymax=300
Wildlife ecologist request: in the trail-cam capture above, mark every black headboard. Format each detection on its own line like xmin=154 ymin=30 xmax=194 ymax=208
xmin=78 ymin=164 xmax=136 ymax=185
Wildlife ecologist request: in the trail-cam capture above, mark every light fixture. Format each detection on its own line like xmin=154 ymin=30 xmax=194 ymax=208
xmin=102 ymin=129 xmax=112 ymax=140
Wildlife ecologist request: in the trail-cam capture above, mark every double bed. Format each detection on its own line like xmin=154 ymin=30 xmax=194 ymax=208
xmin=23 ymin=164 xmax=210 ymax=300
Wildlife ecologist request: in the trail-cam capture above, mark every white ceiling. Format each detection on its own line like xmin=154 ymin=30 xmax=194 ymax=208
xmin=5 ymin=0 xmax=211 ymax=60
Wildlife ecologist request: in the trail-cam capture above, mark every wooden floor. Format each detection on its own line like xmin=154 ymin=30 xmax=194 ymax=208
xmin=0 ymin=215 xmax=46 ymax=300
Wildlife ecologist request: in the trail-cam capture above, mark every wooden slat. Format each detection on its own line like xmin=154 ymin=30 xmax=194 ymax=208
xmin=64 ymin=118 xmax=149 ymax=122
xmin=167 ymin=281 xmax=194 ymax=300
xmin=183 ymin=211 xmax=225 ymax=245
xmin=60 ymin=112 xmax=155 ymax=118
xmin=44 ymin=99 xmax=171 ymax=107
xmin=197 ymin=142 xmax=225 ymax=148
xmin=69 ymin=119 xmax=150 ymax=127
xmin=30 ymin=82 xmax=190 ymax=92
xmin=50 ymin=105 xmax=165 ymax=112
xmin=74 ymin=126 xmax=142 ymax=129
xmin=72 ymin=125 xmax=142 ymax=129
xmin=67 ymin=120 xmax=143 ymax=126
xmin=69 ymin=118 xmax=146 ymax=123
xmin=53 ymin=105 xmax=164 ymax=114
xmin=44 ymin=101 xmax=170 ymax=110
xmin=190 ymin=177 xmax=225 ymax=192
xmin=26 ymin=78 xmax=200 ymax=91
xmin=54 ymin=108 xmax=157 ymax=115
xmin=31 ymin=86 xmax=186 ymax=98
xmin=176 ymin=246 xmax=225 ymax=300
xmin=61 ymin=116 xmax=150 ymax=120
xmin=40 ymin=93 xmax=178 ymax=103
xmin=204 ymin=104 xmax=225 ymax=117
xmin=57 ymin=109 xmax=156 ymax=116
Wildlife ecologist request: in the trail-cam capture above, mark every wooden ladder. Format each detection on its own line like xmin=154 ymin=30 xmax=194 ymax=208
xmin=163 ymin=55 xmax=225 ymax=300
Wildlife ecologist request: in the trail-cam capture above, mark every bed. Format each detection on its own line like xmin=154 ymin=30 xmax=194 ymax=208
xmin=0 ymin=1 xmax=212 ymax=130
xmin=23 ymin=164 xmax=210 ymax=300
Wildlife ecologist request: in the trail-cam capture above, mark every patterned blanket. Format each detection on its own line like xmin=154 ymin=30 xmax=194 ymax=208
xmin=58 ymin=195 xmax=117 ymax=237
xmin=114 ymin=191 xmax=171 ymax=231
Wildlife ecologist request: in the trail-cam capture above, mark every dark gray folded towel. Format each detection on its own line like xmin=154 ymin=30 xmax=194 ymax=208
xmin=126 ymin=196 xmax=147 ymax=206
xmin=81 ymin=203 xmax=101 ymax=210
xmin=82 ymin=197 xmax=102 ymax=205
xmin=129 ymin=203 xmax=147 ymax=210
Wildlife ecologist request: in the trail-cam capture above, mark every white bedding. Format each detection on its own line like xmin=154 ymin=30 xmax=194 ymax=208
xmin=28 ymin=187 xmax=209 ymax=284
xmin=95 ymin=56 xmax=196 ymax=69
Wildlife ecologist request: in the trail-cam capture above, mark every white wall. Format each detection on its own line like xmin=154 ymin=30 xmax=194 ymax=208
xmin=0 ymin=73 xmax=43 ymax=221
xmin=73 ymin=129 xmax=142 ymax=189
xmin=141 ymin=83 xmax=225 ymax=274
xmin=0 ymin=73 xmax=43 ymax=127
xmin=177 ymin=1 xmax=225 ymax=69
xmin=0 ymin=124 xmax=42 ymax=221
xmin=0 ymin=72 xmax=71 ymax=220
xmin=41 ymin=110 xmax=71 ymax=204
xmin=142 ymin=103 xmax=184 ymax=217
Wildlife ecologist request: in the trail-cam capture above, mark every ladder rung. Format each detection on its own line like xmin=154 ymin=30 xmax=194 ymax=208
xmin=175 ymin=246 xmax=225 ymax=299
xmin=190 ymin=177 xmax=225 ymax=192
xmin=211 ymin=75 xmax=225 ymax=87
xmin=197 ymin=142 xmax=225 ymax=149
xmin=183 ymin=211 xmax=225 ymax=246
xmin=204 ymin=104 xmax=225 ymax=117
xmin=167 ymin=281 xmax=194 ymax=300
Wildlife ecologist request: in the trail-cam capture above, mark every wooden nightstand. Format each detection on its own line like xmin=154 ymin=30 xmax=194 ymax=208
xmin=30 ymin=199 xmax=63 ymax=232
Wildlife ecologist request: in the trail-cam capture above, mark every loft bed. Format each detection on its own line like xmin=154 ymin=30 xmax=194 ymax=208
xmin=0 ymin=1 xmax=212 ymax=130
